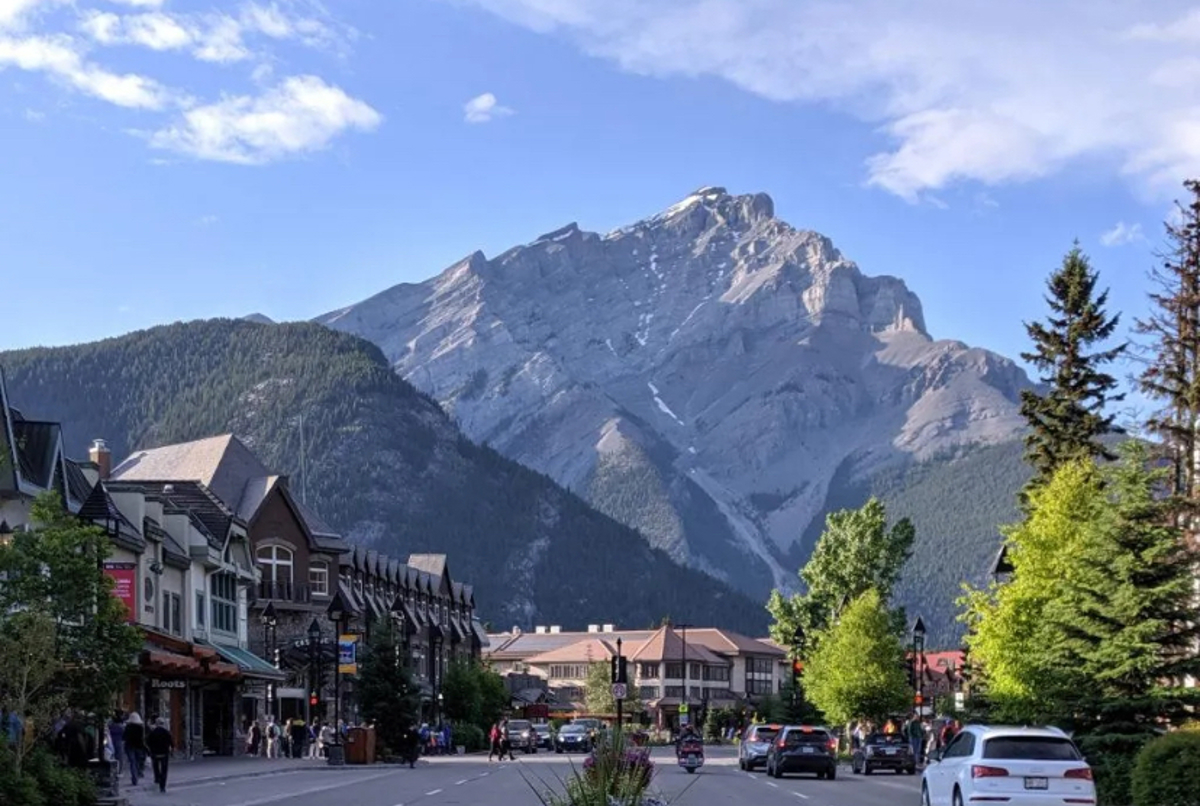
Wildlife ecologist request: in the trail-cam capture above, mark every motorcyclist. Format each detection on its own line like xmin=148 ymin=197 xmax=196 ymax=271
xmin=675 ymin=724 xmax=701 ymax=757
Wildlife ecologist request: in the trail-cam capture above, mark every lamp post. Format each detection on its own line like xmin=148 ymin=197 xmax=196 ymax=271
xmin=791 ymin=625 xmax=805 ymax=712
xmin=326 ymin=592 xmax=350 ymax=766
xmin=677 ymin=622 xmax=692 ymax=732
xmin=390 ymin=595 xmax=408 ymax=671
xmin=307 ymin=618 xmax=321 ymax=728
xmin=262 ymin=602 xmax=278 ymax=720
xmin=911 ymin=616 xmax=927 ymax=716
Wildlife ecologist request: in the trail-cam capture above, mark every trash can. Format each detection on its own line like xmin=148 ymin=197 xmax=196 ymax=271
xmin=327 ymin=741 xmax=346 ymax=766
xmin=345 ymin=728 xmax=366 ymax=764
xmin=363 ymin=727 xmax=377 ymax=765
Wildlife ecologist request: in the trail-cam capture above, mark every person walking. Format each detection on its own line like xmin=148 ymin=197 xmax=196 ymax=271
xmin=146 ymin=717 xmax=174 ymax=793
xmin=247 ymin=720 xmax=262 ymax=757
xmin=123 ymin=712 xmax=146 ymax=786
xmin=906 ymin=717 xmax=925 ymax=765
xmin=108 ymin=712 xmax=126 ymax=775
xmin=289 ymin=717 xmax=306 ymax=759
xmin=487 ymin=723 xmax=501 ymax=761
xmin=307 ymin=720 xmax=321 ymax=759
xmin=266 ymin=717 xmax=281 ymax=758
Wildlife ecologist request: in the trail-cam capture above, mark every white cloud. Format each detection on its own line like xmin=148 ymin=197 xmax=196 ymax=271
xmin=196 ymin=213 xmax=217 ymax=226
xmin=463 ymin=91 xmax=513 ymax=123
xmin=107 ymin=0 xmax=165 ymax=7
xmin=0 ymin=33 xmax=172 ymax=107
xmin=1100 ymin=221 xmax=1145 ymax=247
xmin=23 ymin=106 xmax=43 ymax=120
xmin=148 ymin=75 xmax=381 ymax=163
xmin=0 ymin=0 xmax=61 ymax=30
xmin=446 ymin=0 xmax=1200 ymax=201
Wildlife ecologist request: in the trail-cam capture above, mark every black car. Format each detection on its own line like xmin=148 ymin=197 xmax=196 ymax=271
xmin=554 ymin=724 xmax=592 ymax=753
xmin=506 ymin=720 xmax=537 ymax=754
xmin=852 ymin=732 xmax=915 ymax=775
xmin=766 ymin=726 xmax=838 ymax=780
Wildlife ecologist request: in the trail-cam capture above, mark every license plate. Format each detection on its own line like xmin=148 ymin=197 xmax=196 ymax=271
xmin=688 ymin=754 xmax=697 ymax=764
xmin=1025 ymin=777 xmax=1048 ymax=790
xmin=884 ymin=748 xmax=895 ymax=754
xmin=801 ymin=746 xmax=814 ymax=753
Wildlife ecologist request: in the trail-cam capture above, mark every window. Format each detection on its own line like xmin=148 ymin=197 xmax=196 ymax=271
xmin=210 ymin=572 xmax=237 ymax=634
xmin=165 ymin=592 xmax=182 ymax=636
xmin=746 ymin=678 xmax=774 ymax=695
xmin=664 ymin=686 xmax=684 ymax=698
xmin=943 ymin=733 xmax=975 ymax=759
xmin=638 ymin=663 xmax=660 ymax=679
xmin=195 ymin=591 xmax=206 ymax=627
xmin=747 ymin=657 xmax=774 ymax=675
xmin=549 ymin=664 xmax=588 ymax=680
xmin=983 ymin=737 xmax=1081 ymax=761
xmin=690 ymin=662 xmax=701 ymax=679
xmin=256 ymin=545 xmax=293 ymax=585
xmin=665 ymin=663 xmax=684 ymax=679
xmin=703 ymin=665 xmax=730 ymax=681
xmin=309 ymin=562 xmax=329 ymax=596
xmin=143 ymin=577 xmax=155 ymax=613
xmin=638 ymin=686 xmax=660 ymax=699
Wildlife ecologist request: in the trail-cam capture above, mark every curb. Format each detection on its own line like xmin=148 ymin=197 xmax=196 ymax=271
xmin=165 ymin=764 xmax=379 ymax=790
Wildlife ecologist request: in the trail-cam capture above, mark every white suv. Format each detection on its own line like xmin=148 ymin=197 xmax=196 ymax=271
xmin=921 ymin=725 xmax=1095 ymax=806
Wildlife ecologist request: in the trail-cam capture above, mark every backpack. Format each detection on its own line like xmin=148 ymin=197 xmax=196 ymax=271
xmin=489 ymin=726 xmax=500 ymax=742
xmin=269 ymin=724 xmax=279 ymax=739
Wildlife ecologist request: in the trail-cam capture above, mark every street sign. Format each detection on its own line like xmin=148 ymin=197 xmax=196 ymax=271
xmin=611 ymin=683 xmax=627 ymax=700
xmin=679 ymin=703 xmax=689 ymax=714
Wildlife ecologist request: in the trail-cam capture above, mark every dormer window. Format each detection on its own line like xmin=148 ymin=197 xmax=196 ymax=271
xmin=309 ymin=561 xmax=329 ymax=597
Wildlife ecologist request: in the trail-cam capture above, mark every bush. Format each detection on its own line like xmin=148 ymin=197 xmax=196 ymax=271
xmin=452 ymin=723 xmax=486 ymax=753
xmin=1130 ymin=731 xmax=1200 ymax=806
xmin=0 ymin=743 xmax=97 ymax=806
xmin=1077 ymin=725 xmax=1155 ymax=806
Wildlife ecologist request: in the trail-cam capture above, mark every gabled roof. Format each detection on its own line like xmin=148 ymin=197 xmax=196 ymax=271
xmin=686 ymin=629 xmax=786 ymax=657
xmin=64 ymin=459 xmax=93 ymax=507
xmin=80 ymin=482 xmax=145 ymax=551
xmin=407 ymin=553 xmax=447 ymax=578
xmin=628 ymin=626 xmax=725 ymax=665
xmin=106 ymin=479 xmax=240 ymax=548
xmin=12 ymin=419 xmax=61 ymax=488
xmin=236 ymin=474 xmax=281 ymax=523
xmin=525 ymin=637 xmax=625 ymax=666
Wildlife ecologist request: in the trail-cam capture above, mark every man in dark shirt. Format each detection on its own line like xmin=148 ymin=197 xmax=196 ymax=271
xmin=146 ymin=717 xmax=174 ymax=793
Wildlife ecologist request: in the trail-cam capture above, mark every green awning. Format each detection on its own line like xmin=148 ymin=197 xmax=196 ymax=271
xmin=211 ymin=643 xmax=286 ymax=681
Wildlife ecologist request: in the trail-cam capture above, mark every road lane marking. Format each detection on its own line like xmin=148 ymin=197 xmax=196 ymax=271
xmin=426 ymin=789 xmax=443 ymax=796
xmin=792 ymin=792 xmax=809 ymax=799
xmin=456 ymin=779 xmax=469 ymax=785
xmin=225 ymin=771 xmax=399 ymax=806
xmin=767 ymin=781 xmax=779 ymax=788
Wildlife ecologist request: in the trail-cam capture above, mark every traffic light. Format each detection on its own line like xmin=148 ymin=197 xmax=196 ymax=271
xmin=309 ymin=692 xmax=319 ymax=708
xmin=902 ymin=655 xmax=915 ymax=686
xmin=914 ymin=693 xmax=924 ymax=707
xmin=791 ymin=659 xmax=804 ymax=684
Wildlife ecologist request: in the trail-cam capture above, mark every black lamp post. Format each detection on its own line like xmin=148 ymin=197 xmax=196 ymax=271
xmin=326 ymin=591 xmax=350 ymax=765
xmin=911 ymin=616 xmax=927 ymax=716
xmin=262 ymin=602 xmax=278 ymax=720
xmin=307 ymin=617 xmax=321 ymax=726
xmin=791 ymin=624 xmax=805 ymax=709
xmin=677 ymin=622 xmax=692 ymax=730
xmin=390 ymin=595 xmax=408 ymax=671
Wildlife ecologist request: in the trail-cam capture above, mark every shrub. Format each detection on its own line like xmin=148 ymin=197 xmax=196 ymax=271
xmin=1130 ymin=730 xmax=1200 ymax=806
xmin=451 ymin=723 xmax=486 ymax=753
xmin=1077 ymin=725 xmax=1155 ymax=806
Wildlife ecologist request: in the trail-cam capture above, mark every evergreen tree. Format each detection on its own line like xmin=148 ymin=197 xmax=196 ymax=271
xmin=1020 ymin=244 xmax=1125 ymax=490
xmin=1137 ymin=179 xmax=1200 ymax=502
xmin=356 ymin=630 xmax=421 ymax=754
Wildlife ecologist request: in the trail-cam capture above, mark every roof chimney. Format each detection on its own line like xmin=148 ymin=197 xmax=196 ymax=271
xmin=587 ymin=624 xmax=599 ymax=633
xmin=602 ymin=624 xmax=615 ymax=633
xmin=534 ymin=626 xmax=547 ymax=635
xmin=89 ymin=439 xmax=111 ymax=480
xmin=549 ymin=625 xmax=561 ymax=634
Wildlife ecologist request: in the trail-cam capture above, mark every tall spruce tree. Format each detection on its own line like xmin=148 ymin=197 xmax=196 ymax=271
xmin=1137 ymin=179 xmax=1200 ymax=502
xmin=1020 ymin=244 xmax=1126 ymax=490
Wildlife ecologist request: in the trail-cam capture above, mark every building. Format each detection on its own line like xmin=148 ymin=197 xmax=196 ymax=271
xmin=486 ymin=623 xmax=787 ymax=729
xmin=111 ymin=433 xmax=489 ymax=728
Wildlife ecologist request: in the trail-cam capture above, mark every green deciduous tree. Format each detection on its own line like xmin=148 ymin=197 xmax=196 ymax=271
xmin=0 ymin=492 xmax=142 ymax=716
xmin=803 ymin=589 xmax=909 ymax=726
xmin=768 ymin=498 xmax=914 ymax=654
xmin=583 ymin=663 xmax=642 ymax=718
xmin=440 ymin=658 xmax=508 ymax=736
xmin=0 ymin=612 xmax=64 ymax=776
xmin=1020 ymin=244 xmax=1125 ymax=491
xmin=356 ymin=630 xmax=421 ymax=754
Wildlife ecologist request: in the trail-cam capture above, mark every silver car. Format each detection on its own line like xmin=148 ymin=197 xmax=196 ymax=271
xmin=739 ymin=723 xmax=783 ymax=771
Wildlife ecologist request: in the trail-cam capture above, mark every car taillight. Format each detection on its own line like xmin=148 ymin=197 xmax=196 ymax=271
xmin=1065 ymin=768 xmax=1093 ymax=780
xmin=971 ymin=765 xmax=1009 ymax=778
xmin=827 ymin=738 xmax=838 ymax=751
xmin=777 ymin=738 xmax=787 ymax=749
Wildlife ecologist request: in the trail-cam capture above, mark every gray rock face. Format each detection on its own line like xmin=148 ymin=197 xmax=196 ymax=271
xmin=318 ymin=187 xmax=1030 ymax=596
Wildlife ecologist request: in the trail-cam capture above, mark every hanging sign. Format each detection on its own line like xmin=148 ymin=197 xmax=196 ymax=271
xmin=103 ymin=562 xmax=137 ymax=621
xmin=338 ymin=634 xmax=359 ymax=675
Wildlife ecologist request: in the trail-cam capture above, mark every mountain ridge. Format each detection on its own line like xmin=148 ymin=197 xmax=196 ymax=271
xmin=317 ymin=186 xmax=1034 ymax=641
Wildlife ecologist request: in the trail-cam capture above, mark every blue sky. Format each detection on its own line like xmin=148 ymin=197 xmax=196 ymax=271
xmin=2 ymin=0 xmax=1196 ymax=407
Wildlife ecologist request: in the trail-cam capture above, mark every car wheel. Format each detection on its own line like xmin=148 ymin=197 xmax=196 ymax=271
xmin=773 ymin=764 xmax=783 ymax=779
xmin=852 ymin=758 xmax=859 ymax=774
xmin=827 ymin=765 xmax=836 ymax=781
xmin=864 ymin=764 xmax=872 ymax=776
xmin=738 ymin=758 xmax=746 ymax=771
xmin=922 ymin=783 xmax=932 ymax=806
xmin=906 ymin=766 xmax=916 ymax=775
xmin=953 ymin=787 xmax=964 ymax=806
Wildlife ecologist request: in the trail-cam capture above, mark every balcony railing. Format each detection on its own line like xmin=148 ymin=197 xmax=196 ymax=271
xmin=255 ymin=580 xmax=313 ymax=604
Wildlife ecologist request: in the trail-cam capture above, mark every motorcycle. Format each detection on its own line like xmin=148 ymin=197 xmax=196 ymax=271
xmin=676 ymin=737 xmax=705 ymax=774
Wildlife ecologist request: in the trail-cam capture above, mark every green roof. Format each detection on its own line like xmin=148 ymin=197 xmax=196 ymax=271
xmin=212 ymin=643 xmax=285 ymax=681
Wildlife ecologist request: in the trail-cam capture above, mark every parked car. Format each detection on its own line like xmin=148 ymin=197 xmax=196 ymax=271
xmin=921 ymin=725 xmax=1095 ymax=806
xmin=555 ymin=723 xmax=593 ymax=753
xmin=766 ymin=725 xmax=838 ymax=780
xmin=852 ymin=731 xmax=916 ymax=775
xmin=738 ymin=723 xmax=782 ymax=771
xmin=531 ymin=722 xmax=553 ymax=749
xmin=506 ymin=719 xmax=538 ymax=754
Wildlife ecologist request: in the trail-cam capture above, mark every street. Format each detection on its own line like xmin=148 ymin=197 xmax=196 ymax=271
xmin=128 ymin=746 xmax=922 ymax=806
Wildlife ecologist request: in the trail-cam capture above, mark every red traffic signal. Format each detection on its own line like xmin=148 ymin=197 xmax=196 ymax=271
xmin=914 ymin=694 xmax=924 ymax=706
xmin=309 ymin=693 xmax=319 ymax=707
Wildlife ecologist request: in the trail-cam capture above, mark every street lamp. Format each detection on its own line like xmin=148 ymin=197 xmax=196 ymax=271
xmin=390 ymin=595 xmax=408 ymax=671
xmin=911 ymin=616 xmax=927 ymax=716
xmin=326 ymin=591 xmax=351 ymax=766
xmin=436 ymin=692 xmax=444 ymax=726
xmin=262 ymin=602 xmax=278 ymax=719
xmin=676 ymin=622 xmax=692 ymax=732
xmin=791 ymin=624 xmax=805 ymax=709
xmin=307 ymin=618 xmax=321 ymax=728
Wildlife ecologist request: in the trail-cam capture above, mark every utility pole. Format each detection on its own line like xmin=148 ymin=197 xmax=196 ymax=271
xmin=616 ymin=637 xmax=624 ymax=735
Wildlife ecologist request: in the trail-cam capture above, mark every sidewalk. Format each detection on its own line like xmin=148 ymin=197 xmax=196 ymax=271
xmin=135 ymin=755 xmax=328 ymax=788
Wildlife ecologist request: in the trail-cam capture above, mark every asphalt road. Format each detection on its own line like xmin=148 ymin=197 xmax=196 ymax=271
xmin=128 ymin=746 xmax=923 ymax=806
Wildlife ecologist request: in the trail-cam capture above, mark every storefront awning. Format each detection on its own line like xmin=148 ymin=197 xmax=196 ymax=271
xmin=208 ymin=643 xmax=285 ymax=681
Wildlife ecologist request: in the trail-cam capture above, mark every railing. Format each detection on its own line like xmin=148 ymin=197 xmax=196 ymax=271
xmin=255 ymin=580 xmax=313 ymax=604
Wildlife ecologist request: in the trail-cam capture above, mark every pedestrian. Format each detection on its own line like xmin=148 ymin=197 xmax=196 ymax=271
xmin=442 ymin=723 xmax=452 ymax=756
xmin=290 ymin=717 xmax=306 ymax=759
xmin=488 ymin=723 xmax=500 ymax=761
xmin=320 ymin=722 xmax=334 ymax=757
xmin=499 ymin=719 xmax=514 ymax=761
xmin=307 ymin=719 xmax=321 ymax=759
xmin=123 ymin=712 xmax=147 ymax=785
xmin=266 ymin=717 xmax=281 ymax=758
xmin=146 ymin=717 xmax=174 ymax=793
xmin=109 ymin=711 xmax=125 ymax=775
xmin=906 ymin=717 xmax=924 ymax=765
xmin=246 ymin=719 xmax=260 ymax=758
